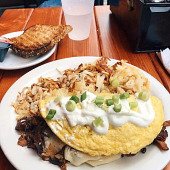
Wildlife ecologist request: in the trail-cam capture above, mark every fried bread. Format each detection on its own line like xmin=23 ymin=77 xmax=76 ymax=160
xmin=10 ymin=24 xmax=72 ymax=58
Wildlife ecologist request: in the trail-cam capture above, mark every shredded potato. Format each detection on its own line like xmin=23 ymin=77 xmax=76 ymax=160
xmin=13 ymin=57 xmax=150 ymax=119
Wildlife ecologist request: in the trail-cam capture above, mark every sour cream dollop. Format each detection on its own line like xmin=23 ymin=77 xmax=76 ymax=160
xmin=44 ymin=91 xmax=155 ymax=135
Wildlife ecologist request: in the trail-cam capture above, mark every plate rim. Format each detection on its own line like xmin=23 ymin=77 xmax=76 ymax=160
xmin=0 ymin=56 xmax=170 ymax=170
xmin=0 ymin=31 xmax=56 ymax=70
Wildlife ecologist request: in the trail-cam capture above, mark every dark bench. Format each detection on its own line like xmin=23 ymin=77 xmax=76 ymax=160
xmin=0 ymin=0 xmax=45 ymax=8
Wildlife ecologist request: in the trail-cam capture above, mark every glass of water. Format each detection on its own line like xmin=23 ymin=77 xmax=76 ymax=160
xmin=61 ymin=0 xmax=94 ymax=41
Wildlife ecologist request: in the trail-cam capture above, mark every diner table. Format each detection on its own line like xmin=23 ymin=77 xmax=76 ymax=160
xmin=0 ymin=5 xmax=170 ymax=170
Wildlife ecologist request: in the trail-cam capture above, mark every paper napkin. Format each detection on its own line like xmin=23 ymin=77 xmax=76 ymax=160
xmin=157 ymin=48 xmax=170 ymax=74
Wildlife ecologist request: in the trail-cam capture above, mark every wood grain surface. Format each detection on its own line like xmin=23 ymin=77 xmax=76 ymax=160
xmin=0 ymin=9 xmax=33 ymax=36
xmin=57 ymin=11 xmax=101 ymax=59
xmin=149 ymin=53 xmax=170 ymax=92
xmin=0 ymin=6 xmax=169 ymax=170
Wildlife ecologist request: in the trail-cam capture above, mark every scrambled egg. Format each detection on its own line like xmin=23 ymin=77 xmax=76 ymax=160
xmin=40 ymin=92 xmax=164 ymax=156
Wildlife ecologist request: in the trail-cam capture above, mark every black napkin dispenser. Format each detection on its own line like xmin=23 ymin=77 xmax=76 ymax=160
xmin=110 ymin=0 xmax=170 ymax=52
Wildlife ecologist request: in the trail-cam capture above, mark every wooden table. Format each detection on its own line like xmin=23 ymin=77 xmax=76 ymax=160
xmin=0 ymin=6 xmax=170 ymax=170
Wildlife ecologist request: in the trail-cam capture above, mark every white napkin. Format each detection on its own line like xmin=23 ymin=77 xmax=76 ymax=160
xmin=157 ymin=48 xmax=170 ymax=74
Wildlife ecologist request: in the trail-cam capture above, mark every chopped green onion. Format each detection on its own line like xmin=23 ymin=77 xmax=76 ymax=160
xmin=106 ymin=99 xmax=114 ymax=106
xmin=112 ymin=94 xmax=120 ymax=104
xmin=70 ymin=95 xmax=79 ymax=103
xmin=101 ymin=105 xmax=108 ymax=112
xmin=94 ymin=96 xmax=104 ymax=106
xmin=81 ymin=92 xmax=87 ymax=102
xmin=93 ymin=117 xmax=103 ymax=127
xmin=46 ymin=109 xmax=56 ymax=120
xmin=54 ymin=96 xmax=61 ymax=102
xmin=113 ymin=104 xmax=122 ymax=112
xmin=120 ymin=92 xmax=130 ymax=99
xmin=129 ymin=101 xmax=138 ymax=109
xmin=66 ymin=100 xmax=76 ymax=112
xmin=138 ymin=90 xmax=150 ymax=101
xmin=110 ymin=78 xmax=119 ymax=88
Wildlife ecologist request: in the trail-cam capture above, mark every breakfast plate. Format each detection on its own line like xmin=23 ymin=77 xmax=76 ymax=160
xmin=0 ymin=57 xmax=170 ymax=170
xmin=0 ymin=31 xmax=56 ymax=70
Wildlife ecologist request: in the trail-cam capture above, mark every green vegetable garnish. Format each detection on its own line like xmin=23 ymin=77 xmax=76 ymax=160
xmin=93 ymin=117 xmax=103 ymax=127
xmin=112 ymin=94 xmax=120 ymax=104
xmin=129 ymin=101 xmax=138 ymax=109
xmin=70 ymin=95 xmax=79 ymax=103
xmin=120 ymin=92 xmax=130 ymax=99
xmin=54 ymin=96 xmax=61 ymax=102
xmin=138 ymin=90 xmax=150 ymax=101
xmin=101 ymin=105 xmax=108 ymax=112
xmin=46 ymin=109 xmax=56 ymax=120
xmin=110 ymin=77 xmax=119 ymax=88
xmin=113 ymin=104 xmax=122 ymax=112
xmin=106 ymin=99 xmax=114 ymax=106
xmin=94 ymin=96 xmax=104 ymax=106
xmin=81 ymin=92 xmax=87 ymax=102
xmin=66 ymin=100 xmax=76 ymax=112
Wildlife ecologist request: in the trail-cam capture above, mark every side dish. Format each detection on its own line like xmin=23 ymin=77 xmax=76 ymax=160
xmin=10 ymin=24 xmax=72 ymax=58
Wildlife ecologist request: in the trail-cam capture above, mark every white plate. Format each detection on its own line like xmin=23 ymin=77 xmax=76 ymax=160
xmin=0 ymin=31 xmax=56 ymax=70
xmin=0 ymin=57 xmax=170 ymax=170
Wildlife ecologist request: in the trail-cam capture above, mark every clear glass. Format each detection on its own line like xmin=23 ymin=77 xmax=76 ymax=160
xmin=61 ymin=0 xmax=94 ymax=41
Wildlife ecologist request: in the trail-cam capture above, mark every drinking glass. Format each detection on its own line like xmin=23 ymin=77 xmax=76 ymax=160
xmin=61 ymin=0 xmax=94 ymax=41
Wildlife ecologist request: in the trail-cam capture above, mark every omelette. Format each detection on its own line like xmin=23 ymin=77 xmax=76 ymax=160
xmin=39 ymin=89 xmax=164 ymax=158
